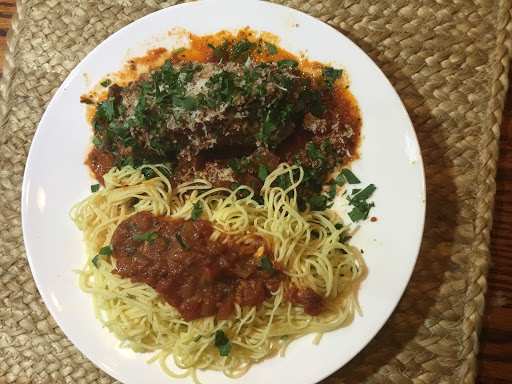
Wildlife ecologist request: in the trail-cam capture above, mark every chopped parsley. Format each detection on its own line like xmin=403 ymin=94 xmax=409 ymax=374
xmin=348 ymin=184 xmax=376 ymax=222
xmin=341 ymin=169 xmax=360 ymax=184
xmin=92 ymin=244 xmax=113 ymax=268
xmin=322 ymin=67 xmax=343 ymax=87
xmin=257 ymin=255 xmax=274 ymax=271
xmin=134 ymin=232 xmax=158 ymax=244
xmin=214 ymin=330 xmax=231 ymax=356
xmin=264 ymin=42 xmax=278 ymax=55
xmin=193 ymin=335 xmax=202 ymax=342
xmin=257 ymin=163 xmax=269 ymax=182
xmin=280 ymin=335 xmax=289 ymax=340
xmin=229 ymin=39 xmax=257 ymax=63
xmin=191 ymin=201 xmax=203 ymax=221
xmin=278 ymin=59 xmax=298 ymax=68
xmin=175 ymin=233 xmax=189 ymax=250
xmin=100 ymin=79 xmax=111 ymax=87
xmin=90 ymin=184 xmax=100 ymax=193
xmin=334 ymin=171 xmax=345 ymax=186
xmin=307 ymin=195 xmax=328 ymax=211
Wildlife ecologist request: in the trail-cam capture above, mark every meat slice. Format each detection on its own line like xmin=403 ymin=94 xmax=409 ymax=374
xmin=106 ymin=60 xmax=302 ymax=162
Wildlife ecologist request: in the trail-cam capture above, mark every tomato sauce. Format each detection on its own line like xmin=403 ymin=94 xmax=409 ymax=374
xmin=83 ymin=29 xmax=362 ymax=185
xmin=111 ymin=212 xmax=284 ymax=321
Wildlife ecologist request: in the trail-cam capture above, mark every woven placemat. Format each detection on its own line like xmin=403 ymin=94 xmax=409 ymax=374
xmin=1 ymin=0 xmax=511 ymax=383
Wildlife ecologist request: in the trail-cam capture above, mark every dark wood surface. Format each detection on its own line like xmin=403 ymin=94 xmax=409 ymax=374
xmin=0 ymin=3 xmax=510 ymax=382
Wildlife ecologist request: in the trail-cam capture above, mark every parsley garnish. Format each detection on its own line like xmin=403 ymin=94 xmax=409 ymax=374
xmin=193 ymin=335 xmax=202 ymax=342
xmin=229 ymin=39 xmax=257 ymax=63
xmin=100 ymin=79 xmax=110 ymax=87
xmin=172 ymin=96 xmax=197 ymax=110
xmin=322 ymin=67 xmax=343 ymax=86
xmin=327 ymin=182 xmax=337 ymax=200
xmin=264 ymin=42 xmax=278 ymax=55
xmin=306 ymin=142 xmax=326 ymax=162
xmin=280 ymin=335 xmax=289 ymax=340
xmin=348 ymin=184 xmax=376 ymax=222
xmin=341 ymin=169 xmax=360 ymax=184
xmin=351 ymin=184 xmax=376 ymax=202
xmin=80 ymin=98 xmax=93 ymax=104
xmin=191 ymin=201 xmax=203 ymax=221
xmin=175 ymin=233 xmax=189 ymax=250
xmin=215 ymin=330 xmax=231 ymax=356
xmin=307 ymin=195 xmax=328 ymax=211
xmin=134 ymin=232 xmax=158 ymax=244
xmin=257 ymin=163 xmax=268 ymax=182
xmin=257 ymin=255 xmax=274 ymax=271
xmin=90 ymin=184 xmax=100 ymax=193
xmin=227 ymin=158 xmax=245 ymax=173
xmin=207 ymin=43 xmax=225 ymax=62
xmin=278 ymin=59 xmax=298 ymax=68
xmin=92 ymin=245 xmax=113 ymax=268
xmin=334 ymin=171 xmax=345 ymax=186
xmin=95 ymin=99 xmax=115 ymax=123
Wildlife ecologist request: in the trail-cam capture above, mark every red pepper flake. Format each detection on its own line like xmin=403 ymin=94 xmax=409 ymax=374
xmin=370 ymin=216 xmax=377 ymax=222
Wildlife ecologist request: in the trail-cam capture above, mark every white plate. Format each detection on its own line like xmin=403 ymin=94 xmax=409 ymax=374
xmin=21 ymin=1 xmax=426 ymax=383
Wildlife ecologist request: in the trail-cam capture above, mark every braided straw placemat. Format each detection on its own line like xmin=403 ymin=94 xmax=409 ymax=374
xmin=1 ymin=0 xmax=511 ymax=383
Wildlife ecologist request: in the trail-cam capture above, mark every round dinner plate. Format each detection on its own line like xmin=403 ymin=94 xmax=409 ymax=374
xmin=21 ymin=1 xmax=426 ymax=383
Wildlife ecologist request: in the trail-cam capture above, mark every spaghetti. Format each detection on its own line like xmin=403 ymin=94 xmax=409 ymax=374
xmin=70 ymin=163 xmax=364 ymax=380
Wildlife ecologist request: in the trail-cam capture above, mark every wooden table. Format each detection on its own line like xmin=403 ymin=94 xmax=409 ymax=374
xmin=1 ymin=4 xmax=510 ymax=383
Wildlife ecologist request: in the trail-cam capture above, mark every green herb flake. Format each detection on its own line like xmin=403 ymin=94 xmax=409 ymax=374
xmin=130 ymin=223 xmax=137 ymax=231
xmin=124 ymin=247 xmax=134 ymax=252
xmin=257 ymin=255 xmax=274 ymax=271
xmin=307 ymin=195 xmax=328 ymax=211
xmin=334 ymin=171 xmax=345 ymax=186
xmin=100 ymin=79 xmax=111 ymax=87
xmin=278 ymin=59 xmax=298 ymax=68
xmin=264 ymin=42 xmax=278 ymax=55
xmin=348 ymin=206 xmax=365 ymax=222
xmin=92 ymin=136 xmax=103 ymax=150
xmin=172 ymin=96 xmax=197 ymax=110
xmin=92 ymin=245 xmax=113 ymax=268
xmin=229 ymin=39 xmax=257 ymax=63
xmin=91 ymin=255 xmax=99 ymax=268
xmin=95 ymin=100 xmax=115 ymax=123
xmin=257 ymin=163 xmax=269 ymax=182
xmin=327 ymin=182 xmax=337 ymax=200
xmin=322 ymin=67 xmax=343 ymax=86
xmin=175 ymin=233 xmax=189 ymax=250
xmin=81 ymin=98 xmax=93 ymax=104
xmin=351 ymin=184 xmax=376 ymax=203
xmin=191 ymin=201 xmax=203 ymax=221
xmin=193 ymin=335 xmax=202 ymax=342
xmin=207 ymin=43 xmax=224 ymax=62
xmin=134 ymin=232 xmax=158 ymax=244
xmin=214 ymin=330 xmax=231 ymax=356
xmin=90 ymin=184 xmax=100 ymax=193
xmin=341 ymin=169 xmax=360 ymax=184
xmin=227 ymin=158 xmax=245 ymax=174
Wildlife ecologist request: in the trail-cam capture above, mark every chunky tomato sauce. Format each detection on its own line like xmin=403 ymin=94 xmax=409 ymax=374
xmin=111 ymin=212 xmax=284 ymax=321
xmin=83 ymin=29 xmax=361 ymax=188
